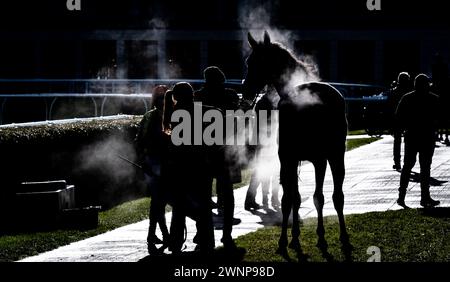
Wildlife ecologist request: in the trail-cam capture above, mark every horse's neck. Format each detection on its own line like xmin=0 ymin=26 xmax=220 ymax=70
xmin=274 ymin=66 xmax=304 ymax=99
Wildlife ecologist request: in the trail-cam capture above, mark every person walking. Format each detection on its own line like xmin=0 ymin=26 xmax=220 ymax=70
xmin=396 ymin=74 xmax=441 ymax=208
xmin=389 ymin=72 xmax=411 ymax=171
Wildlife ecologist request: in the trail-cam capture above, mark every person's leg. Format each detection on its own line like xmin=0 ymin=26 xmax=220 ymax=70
xmin=196 ymin=178 xmax=215 ymax=254
xmin=271 ymin=175 xmax=281 ymax=207
xmin=147 ymin=200 xmax=160 ymax=254
xmin=271 ymin=162 xmax=281 ymax=208
xmin=418 ymin=142 xmax=440 ymax=207
xmin=245 ymin=170 xmax=261 ymax=210
xmin=261 ymin=177 xmax=270 ymax=207
xmin=398 ymin=140 xmax=418 ymax=206
xmin=216 ymin=177 xmax=224 ymax=211
xmin=168 ymin=181 xmax=187 ymax=254
xmin=147 ymin=200 xmax=160 ymax=242
xmin=146 ymin=176 xmax=163 ymax=254
xmin=169 ymin=206 xmax=186 ymax=254
xmin=245 ymin=149 xmax=262 ymax=210
xmin=155 ymin=193 xmax=170 ymax=243
xmin=219 ymin=174 xmax=236 ymax=249
xmin=393 ymin=130 xmax=402 ymax=170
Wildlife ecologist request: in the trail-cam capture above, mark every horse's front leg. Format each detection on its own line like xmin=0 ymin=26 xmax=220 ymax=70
xmin=276 ymin=185 xmax=292 ymax=256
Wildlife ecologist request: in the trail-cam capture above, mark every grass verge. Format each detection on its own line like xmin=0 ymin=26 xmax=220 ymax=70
xmin=235 ymin=208 xmax=450 ymax=262
xmin=347 ymin=137 xmax=380 ymax=151
xmin=348 ymin=129 xmax=367 ymax=135
xmin=0 ymin=197 xmax=150 ymax=262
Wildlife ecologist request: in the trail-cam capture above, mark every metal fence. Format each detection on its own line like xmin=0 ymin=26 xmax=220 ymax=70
xmin=0 ymin=79 xmax=385 ymax=127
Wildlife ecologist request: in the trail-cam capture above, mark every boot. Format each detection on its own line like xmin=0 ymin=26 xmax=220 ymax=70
xmin=397 ymin=188 xmax=407 ymax=207
xmin=244 ymin=200 xmax=261 ymax=211
xmin=148 ymin=234 xmax=164 ymax=245
xmin=147 ymin=242 xmax=163 ymax=256
xmin=420 ymin=185 xmax=440 ymax=208
xmin=271 ymin=195 xmax=281 ymax=208
xmin=420 ymin=198 xmax=440 ymax=208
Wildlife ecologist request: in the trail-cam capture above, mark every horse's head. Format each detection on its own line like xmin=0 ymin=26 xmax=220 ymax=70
xmin=242 ymin=31 xmax=272 ymax=102
xmin=242 ymin=31 xmax=300 ymax=104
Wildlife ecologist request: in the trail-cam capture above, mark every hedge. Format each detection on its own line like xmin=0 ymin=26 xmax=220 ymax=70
xmin=0 ymin=115 xmax=147 ymax=216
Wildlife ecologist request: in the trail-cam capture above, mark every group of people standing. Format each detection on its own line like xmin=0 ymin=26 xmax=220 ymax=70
xmin=135 ymin=66 xmax=252 ymax=256
xmin=388 ymin=66 xmax=448 ymax=208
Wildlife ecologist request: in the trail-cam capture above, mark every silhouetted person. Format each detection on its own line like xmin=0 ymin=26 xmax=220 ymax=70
xmin=194 ymin=66 xmax=241 ymax=249
xmin=167 ymin=82 xmax=215 ymax=255
xmin=245 ymin=87 xmax=281 ymax=210
xmin=194 ymin=66 xmax=240 ymax=111
xmin=135 ymin=85 xmax=170 ymax=255
xmin=396 ymin=74 xmax=441 ymax=208
xmin=389 ymin=72 xmax=411 ymax=171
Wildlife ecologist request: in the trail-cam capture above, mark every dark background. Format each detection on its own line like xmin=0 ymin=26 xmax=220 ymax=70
xmin=0 ymin=0 xmax=449 ymax=30
xmin=0 ymin=0 xmax=448 ymax=85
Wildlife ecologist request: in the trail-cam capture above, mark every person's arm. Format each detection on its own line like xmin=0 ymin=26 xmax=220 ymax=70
xmin=395 ymin=96 xmax=406 ymax=132
xmin=135 ymin=113 xmax=151 ymax=163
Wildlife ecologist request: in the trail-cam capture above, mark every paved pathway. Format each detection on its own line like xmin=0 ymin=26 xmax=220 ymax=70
xmin=20 ymin=136 xmax=450 ymax=262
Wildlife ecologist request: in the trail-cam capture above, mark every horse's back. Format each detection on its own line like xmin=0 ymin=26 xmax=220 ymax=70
xmin=296 ymin=82 xmax=345 ymax=109
xmin=278 ymin=82 xmax=347 ymax=160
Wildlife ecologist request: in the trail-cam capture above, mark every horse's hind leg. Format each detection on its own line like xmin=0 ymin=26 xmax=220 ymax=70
xmin=329 ymin=152 xmax=351 ymax=247
xmin=313 ymin=159 xmax=327 ymax=249
xmin=276 ymin=158 xmax=298 ymax=255
xmin=289 ymin=188 xmax=301 ymax=252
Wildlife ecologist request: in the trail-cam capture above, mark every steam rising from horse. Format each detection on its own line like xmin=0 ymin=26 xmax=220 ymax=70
xmin=242 ymin=31 xmax=351 ymax=258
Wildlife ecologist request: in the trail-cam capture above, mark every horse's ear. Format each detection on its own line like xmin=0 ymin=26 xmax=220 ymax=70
xmin=248 ymin=32 xmax=257 ymax=48
xmin=263 ymin=30 xmax=271 ymax=45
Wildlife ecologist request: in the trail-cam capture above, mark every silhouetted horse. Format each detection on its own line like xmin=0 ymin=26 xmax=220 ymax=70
xmin=242 ymin=31 xmax=351 ymax=258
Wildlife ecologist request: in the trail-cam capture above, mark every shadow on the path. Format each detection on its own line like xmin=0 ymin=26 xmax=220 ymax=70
xmin=244 ymin=196 xmax=311 ymax=227
xmin=138 ymin=247 xmax=246 ymax=264
xmin=247 ymin=207 xmax=284 ymax=227
xmin=409 ymin=171 xmax=447 ymax=186
xmin=211 ymin=213 xmax=242 ymax=230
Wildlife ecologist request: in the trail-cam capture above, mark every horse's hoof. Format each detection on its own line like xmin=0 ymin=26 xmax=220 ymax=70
xmin=275 ymin=247 xmax=291 ymax=261
xmin=275 ymin=247 xmax=284 ymax=255
xmin=297 ymin=252 xmax=310 ymax=263
xmin=340 ymin=235 xmax=354 ymax=251
xmin=288 ymin=239 xmax=301 ymax=251
xmin=342 ymin=241 xmax=354 ymax=252
xmin=316 ymin=238 xmax=328 ymax=250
